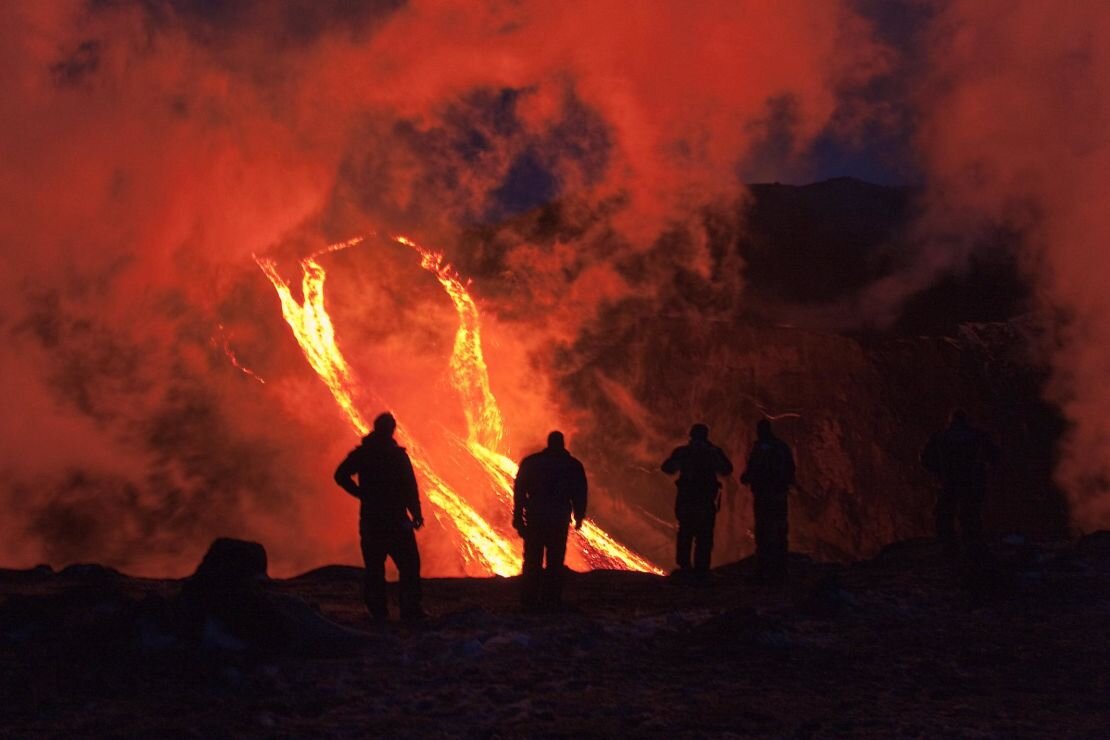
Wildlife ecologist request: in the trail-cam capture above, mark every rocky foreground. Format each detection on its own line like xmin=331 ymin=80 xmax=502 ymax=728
xmin=2 ymin=535 xmax=1110 ymax=738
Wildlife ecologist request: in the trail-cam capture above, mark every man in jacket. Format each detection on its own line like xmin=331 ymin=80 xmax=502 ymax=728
xmin=513 ymin=431 xmax=587 ymax=611
xmin=922 ymin=409 xmax=1000 ymax=557
xmin=740 ymin=419 xmax=795 ymax=583
xmin=334 ymin=412 xmax=425 ymax=622
xmin=662 ymin=423 xmax=734 ymax=578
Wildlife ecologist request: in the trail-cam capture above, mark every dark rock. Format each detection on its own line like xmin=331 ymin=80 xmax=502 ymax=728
xmin=57 ymin=563 xmax=123 ymax=582
xmin=1078 ymin=530 xmax=1110 ymax=556
xmin=289 ymin=565 xmax=363 ymax=583
xmin=687 ymin=607 xmax=786 ymax=653
xmin=0 ymin=564 xmax=54 ymax=583
xmin=190 ymin=538 xmax=268 ymax=587
xmin=136 ymin=593 xmax=179 ymax=652
xmin=872 ymin=538 xmax=946 ymax=566
xmin=268 ymin=593 xmax=374 ymax=656
xmin=0 ymin=586 xmax=138 ymax=656
xmin=178 ymin=539 xmax=369 ymax=656
xmin=798 ymin=574 xmax=857 ymax=620
xmin=179 ymin=539 xmax=277 ymax=650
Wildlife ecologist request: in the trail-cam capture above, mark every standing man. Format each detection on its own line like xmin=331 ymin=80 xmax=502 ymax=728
xmin=921 ymin=409 xmax=1000 ymax=558
xmin=334 ymin=412 xmax=426 ymax=623
xmin=740 ymin=419 xmax=795 ymax=583
xmin=513 ymin=431 xmax=588 ymax=611
xmin=662 ymin=423 xmax=734 ymax=579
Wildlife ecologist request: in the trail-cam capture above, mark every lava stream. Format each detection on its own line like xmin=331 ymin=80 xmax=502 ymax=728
xmin=254 ymin=234 xmax=661 ymax=578
xmin=255 ymin=248 xmax=520 ymax=576
xmin=398 ymin=236 xmax=664 ymax=575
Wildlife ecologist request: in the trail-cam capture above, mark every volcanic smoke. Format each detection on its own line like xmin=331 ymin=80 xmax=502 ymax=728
xmin=3 ymin=0 xmax=1109 ymax=576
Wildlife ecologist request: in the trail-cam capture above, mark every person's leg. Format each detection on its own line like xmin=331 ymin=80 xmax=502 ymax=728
xmin=391 ymin=527 xmax=424 ymax=621
xmin=753 ymin=491 xmax=771 ymax=577
xmin=675 ymin=495 xmax=694 ymax=570
xmin=542 ymin=523 xmax=569 ymax=608
xmin=935 ymin=487 xmax=958 ymax=546
xmin=521 ymin=532 xmax=545 ymax=608
xmin=753 ymin=491 xmax=787 ymax=581
xmin=360 ymin=531 xmax=388 ymax=620
xmin=768 ymin=494 xmax=789 ymax=581
xmin=960 ymin=486 xmax=986 ymax=559
xmin=693 ymin=507 xmax=716 ymax=572
xmin=676 ymin=525 xmax=695 ymax=570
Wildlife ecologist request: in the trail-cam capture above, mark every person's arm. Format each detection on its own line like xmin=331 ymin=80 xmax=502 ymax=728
xmin=921 ymin=434 xmax=942 ymax=475
xmin=333 ymin=450 xmax=361 ymax=498
xmin=739 ymin=447 xmax=754 ymax=486
xmin=512 ymin=459 xmax=530 ymax=535
xmin=572 ymin=461 xmax=588 ymax=530
xmin=661 ymin=447 xmax=683 ymax=475
xmin=401 ymin=451 xmax=423 ymax=529
xmin=716 ymin=446 xmax=734 ymax=477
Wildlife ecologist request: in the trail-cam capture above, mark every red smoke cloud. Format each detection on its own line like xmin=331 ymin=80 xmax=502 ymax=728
xmin=0 ymin=0 xmax=910 ymax=576
xmin=913 ymin=0 xmax=1110 ymax=531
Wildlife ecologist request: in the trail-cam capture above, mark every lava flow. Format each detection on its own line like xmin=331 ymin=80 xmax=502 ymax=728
xmin=398 ymin=236 xmax=664 ymax=574
xmin=255 ymin=243 xmax=521 ymax=577
xmin=255 ymin=235 xmax=661 ymax=576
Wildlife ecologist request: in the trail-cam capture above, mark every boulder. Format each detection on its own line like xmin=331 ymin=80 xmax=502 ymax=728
xmin=178 ymin=539 xmax=368 ymax=655
xmin=189 ymin=537 xmax=268 ymax=588
xmin=179 ymin=538 xmax=277 ymax=650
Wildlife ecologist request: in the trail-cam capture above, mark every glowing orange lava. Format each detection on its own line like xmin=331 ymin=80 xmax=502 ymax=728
xmin=214 ymin=323 xmax=266 ymax=385
xmin=254 ymin=235 xmax=661 ymax=577
xmin=398 ymin=236 xmax=663 ymax=574
xmin=254 ymin=243 xmax=520 ymax=576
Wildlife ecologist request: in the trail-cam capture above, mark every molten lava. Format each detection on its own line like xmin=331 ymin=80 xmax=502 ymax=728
xmin=255 ymin=236 xmax=662 ymax=576
xmin=398 ymin=236 xmax=664 ymax=574
xmin=214 ymin=324 xmax=266 ymax=385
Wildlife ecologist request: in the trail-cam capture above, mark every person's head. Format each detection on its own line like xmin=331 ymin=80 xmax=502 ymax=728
xmin=689 ymin=423 xmax=709 ymax=442
xmin=373 ymin=412 xmax=397 ymax=437
xmin=547 ymin=430 xmax=565 ymax=450
xmin=950 ymin=408 xmax=968 ymax=427
xmin=756 ymin=418 xmax=773 ymax=441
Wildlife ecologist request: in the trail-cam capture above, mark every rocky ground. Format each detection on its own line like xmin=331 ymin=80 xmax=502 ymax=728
xmin=2 ymin=534 xmax=1110 ymax=738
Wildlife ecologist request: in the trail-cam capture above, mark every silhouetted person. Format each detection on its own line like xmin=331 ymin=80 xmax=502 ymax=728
xmin=662 ymin=423 xmax=734 ymax=578
xmin=740 ymin=419 xmax=795 ymax=583
xmin=513 ymin=431 xmax=587 ymax=611
xmin=921 ymin=409 xmax=1000 ymax=557
xmin=334 ymin=412 xmax=425 ymax=622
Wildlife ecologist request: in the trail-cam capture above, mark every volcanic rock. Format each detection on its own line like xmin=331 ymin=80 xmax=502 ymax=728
xmin=3 ymin=536 xmax=1110 ymax=735
xmin=189 ymin=537 xmax=269 ymax=586
xmin=1078 ymin=530 xmax=1110 ymax=555
xmin=178 ymin=538 xmax=368 ymax=655
xmin=0 ymin=564 xmax=54 ymax=583
xmin=57 ymin=562 xmax=123 ymax=582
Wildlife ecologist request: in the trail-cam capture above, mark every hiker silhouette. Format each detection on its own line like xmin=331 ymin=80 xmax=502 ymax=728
xmin=662 ymin=423 xmax=734 ymax=579
xmin=922 ymin=409 xmax=1000 ymax=557
xmin=334 ymin=412 xmax=426 ymax=622
xmin=512 ymin=431 xmax=587 ymax=611
xmin=740 ymin=419 xmax=795 ymax=583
